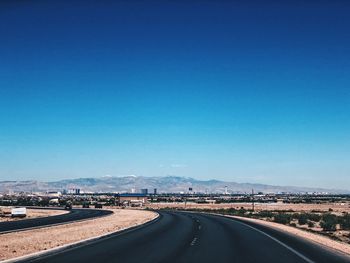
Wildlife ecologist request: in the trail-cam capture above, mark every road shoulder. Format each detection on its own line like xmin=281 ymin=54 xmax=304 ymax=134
xmin=226 ymin=215 xmax=350 ymax=257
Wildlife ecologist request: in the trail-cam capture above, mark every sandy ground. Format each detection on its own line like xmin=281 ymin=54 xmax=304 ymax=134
xmin=226 ymin=215 xmax=350 ymax=256
xmin=0 ymin=209 xmax=157 ymax=261
xmin=0 ymin=208 xmax=68 ymax=222
xmin=148 ymin=202 xmax=350 ymax=213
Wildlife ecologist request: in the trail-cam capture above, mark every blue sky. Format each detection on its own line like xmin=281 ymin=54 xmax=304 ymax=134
xmin=0 ymin=1 xmax=349 ymax=189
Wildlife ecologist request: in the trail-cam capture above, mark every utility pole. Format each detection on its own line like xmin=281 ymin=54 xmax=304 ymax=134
xmin=252 ymin=189 xmax=255 ymax=212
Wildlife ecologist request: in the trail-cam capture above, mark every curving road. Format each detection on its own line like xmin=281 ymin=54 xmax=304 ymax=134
xmin=17 ymin=210 xmax=350 ymax=263
xmin=0 ymin=208 xmax=112 ymax=234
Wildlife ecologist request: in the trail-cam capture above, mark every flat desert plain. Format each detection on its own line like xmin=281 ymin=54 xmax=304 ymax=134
xmin=147 ymin=202 xmax=350 ymax=213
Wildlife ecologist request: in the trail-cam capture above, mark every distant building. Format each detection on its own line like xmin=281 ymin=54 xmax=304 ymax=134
xmin=115 ymin=193 xmax=148 ymax=207
xmin=141 ymin=188 xmax=148 ymax=194
xmin=46 ymin=191 xmax=62 ymax=197
xmin=67 ymin=188 xmax=80 ymax=195
xmin=153 ymin=188 xmax=157 ymax=195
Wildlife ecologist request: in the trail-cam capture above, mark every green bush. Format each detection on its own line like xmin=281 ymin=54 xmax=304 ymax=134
xmin=306 ymin=213 xmax=321 ymax=222
xmin=273 ymin=213 xmax=291 ymax=225
xmin=237 ymin=207 xmax=246 ymax=215
xmin=339 ymin=213 xmax=350 ymax=230
xmin=298 ymin=213 xmax=308 ymax=225
xmin=257 ymin=211 xmax=274 ymax=218
xmin=293 ymin=212 xmax=321 ymax=222
xmin=320 ymin=213 xmax=337 ymax=231
xmin=226 ymin=208 xmax=236 ymax=214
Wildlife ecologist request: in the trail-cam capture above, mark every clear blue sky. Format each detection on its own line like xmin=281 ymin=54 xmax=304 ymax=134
xmin=0 ymin=1 xmax=349 ymax=189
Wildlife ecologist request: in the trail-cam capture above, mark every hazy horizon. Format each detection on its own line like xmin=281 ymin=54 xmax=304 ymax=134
xmin=1 ymin=1 xmax=349 ymax=190
xmin=0 ymin=174 xmax=348 ymax=192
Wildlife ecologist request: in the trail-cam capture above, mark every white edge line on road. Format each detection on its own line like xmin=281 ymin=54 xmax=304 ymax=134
xmin=220 ymin=215 xmax=316 ymax=263
xmin=180 ymin=210 xmax=315 ymax=263
xmin=0 ymin=211 xmax=160 ymax=263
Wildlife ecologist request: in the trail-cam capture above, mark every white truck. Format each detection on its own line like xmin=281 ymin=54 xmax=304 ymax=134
xmin=11 ymin=207 xmax=27 ymax=218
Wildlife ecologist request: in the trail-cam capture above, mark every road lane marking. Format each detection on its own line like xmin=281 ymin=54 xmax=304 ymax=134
xmin=190 ymin=237 xmax=198 ymax=246
xmin=232 ymin=219 xmax=315 ymax=263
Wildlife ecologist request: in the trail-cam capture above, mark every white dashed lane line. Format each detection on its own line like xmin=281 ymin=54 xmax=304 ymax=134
xmin=189 ymin=217 xmax=200 ymax=246
xmin=190 ymin=237 xmax=198 ymax=246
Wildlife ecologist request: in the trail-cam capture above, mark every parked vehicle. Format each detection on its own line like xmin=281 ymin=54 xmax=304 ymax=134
xmin=11 ymin=207 xmax=27 ymax=218
xmin=65 ymin=201 xmax=72 ymax=210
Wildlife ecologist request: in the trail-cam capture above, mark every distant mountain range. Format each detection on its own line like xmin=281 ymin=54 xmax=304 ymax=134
xmin=0 ymin=176 xmax=348 ymax=194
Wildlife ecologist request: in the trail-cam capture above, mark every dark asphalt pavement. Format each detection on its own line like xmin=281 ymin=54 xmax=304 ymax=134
xmin=0 ymin=208 xmax=112 ymax=233
xmin=18 ymin=210 xmax=350 ymax=263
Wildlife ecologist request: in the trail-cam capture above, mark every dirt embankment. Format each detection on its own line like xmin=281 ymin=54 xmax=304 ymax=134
xmin=0 ymin=209 xmax=157 ymax=261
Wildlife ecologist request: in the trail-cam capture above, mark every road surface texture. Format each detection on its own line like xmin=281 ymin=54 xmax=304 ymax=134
xmin=14 ymin=210 xmax=350 ymax=263
xmin=0 ymin=208 xmax=112 ymax=234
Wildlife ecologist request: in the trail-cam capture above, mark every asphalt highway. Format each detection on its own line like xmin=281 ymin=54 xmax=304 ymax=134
xmin=19 ymin=210 xmax=350 ymax=263
xmin=0 ymin=208 xmax=112 ymax=233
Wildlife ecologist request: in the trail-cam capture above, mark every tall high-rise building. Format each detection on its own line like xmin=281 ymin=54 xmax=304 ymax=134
xmin=67 ymin=188 xmax=80 ymax=195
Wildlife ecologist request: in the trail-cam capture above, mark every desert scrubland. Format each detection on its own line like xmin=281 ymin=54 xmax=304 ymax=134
xmin=147 ymin=201 xmax=350 ymax=213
